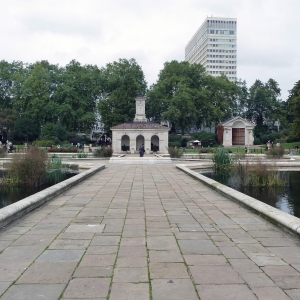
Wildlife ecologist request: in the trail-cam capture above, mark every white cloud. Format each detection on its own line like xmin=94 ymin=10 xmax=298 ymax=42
xmin=0 ymin=0 xmax=299 ymax=100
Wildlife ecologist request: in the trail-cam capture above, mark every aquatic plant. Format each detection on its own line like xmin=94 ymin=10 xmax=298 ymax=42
xmin=232 ymin=160 xmax=286 ymax=187
xmin=212 ymin=147 xmax=233 ymax=172
xmin=5 ymin=147 xmax=48 ymax=186
xmin=168 ymin=147 xmax=183 ymax=158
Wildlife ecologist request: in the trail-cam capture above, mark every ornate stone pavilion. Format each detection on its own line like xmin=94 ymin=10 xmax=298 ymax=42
xmin=111 ymin=97 xmax=170 ymax=154
xmin=221 ymin=116 xmax=255 ymax=147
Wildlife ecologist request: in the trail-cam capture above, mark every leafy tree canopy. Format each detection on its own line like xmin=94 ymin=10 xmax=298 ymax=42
xmin=245 ymin=79 xmax=282 ymax=127
xmin=146 ymin=61 xmax=243 ymax=134
xmin=13 ymin=117 xmax=40 ymax=142
xmin=98 ymin=58 xmax=147 ymax=133
xmin=288 ymin=80 xmax=300 ymax=140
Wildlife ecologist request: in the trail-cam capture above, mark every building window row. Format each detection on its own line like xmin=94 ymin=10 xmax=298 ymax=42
xmin=209 ymin=30 xmax=235 ymax=35
xmin=207 ymin=20 xmax=236 ymax=24
xmin=207 ymin=65 xmax=236 ymax=69
xmin=207 ymin=70 xmax=237 ymax=75
xmin=208 ymin=49 xmax=236 ymax=53
xmin=209 ymin=38 xmax=236 ymax=43
xmin=209 ymin=44 xmax=236 ymax=48
xmin=208 ymin=54 xmax=236 ymax=58
xmin=207 ymin=60 xmax=236 ymax=64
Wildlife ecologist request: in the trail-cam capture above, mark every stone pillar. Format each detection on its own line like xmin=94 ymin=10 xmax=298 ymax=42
xmin=130 ymin=135 xmax=136 ymax=154
xmin=145 ymin=138 xmax=151 ymax=155
xmin=223 ymin=128 xmax=232 ymax=147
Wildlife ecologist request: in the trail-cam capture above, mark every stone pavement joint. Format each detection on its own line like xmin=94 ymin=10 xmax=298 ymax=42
xmin=0 ymin=164 xmax=300 ymax=299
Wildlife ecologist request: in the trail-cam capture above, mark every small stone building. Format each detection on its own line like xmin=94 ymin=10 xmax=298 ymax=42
xmin=221 ymin=116 xmax=255 ymax=147
xmin=111 ymin=97 xmax=170 ymax=154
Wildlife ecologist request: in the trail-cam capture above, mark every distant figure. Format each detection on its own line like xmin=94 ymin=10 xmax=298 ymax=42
xmin=8 ymin=142 xmax=12 ymax=153
xmin=139 ymin=144 xmax=145 ymax=157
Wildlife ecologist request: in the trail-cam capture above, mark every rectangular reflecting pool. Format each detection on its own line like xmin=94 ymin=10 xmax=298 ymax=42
xmin=0 ymin=170 xmax=78 ymax=209
xmin=202 ymin=171 xmax=300 ymax=218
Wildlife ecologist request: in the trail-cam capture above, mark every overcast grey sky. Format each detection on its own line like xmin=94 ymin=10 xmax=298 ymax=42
xmin=1 ymin=0 xmax=299 ymax=100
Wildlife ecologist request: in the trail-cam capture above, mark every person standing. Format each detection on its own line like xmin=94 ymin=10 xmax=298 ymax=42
xmin=139 ymin=144 xmax=145 ymax=157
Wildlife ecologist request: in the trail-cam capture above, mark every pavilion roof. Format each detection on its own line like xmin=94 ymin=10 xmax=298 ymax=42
xmin=111 ymin=122 xmax=170 ymax=130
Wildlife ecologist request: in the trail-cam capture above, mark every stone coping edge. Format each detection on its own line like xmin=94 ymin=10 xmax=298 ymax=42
xmin=176 ymin=164 xmax=300 ymax=236
xmin=0 ymin=164 xmax=106 ymax=228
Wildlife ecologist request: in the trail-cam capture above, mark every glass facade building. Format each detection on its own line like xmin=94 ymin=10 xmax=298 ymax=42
xmin=185 ymin=17 xmax=237 ymax=81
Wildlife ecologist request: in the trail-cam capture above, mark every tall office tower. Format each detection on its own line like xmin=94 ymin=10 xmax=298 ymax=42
xmin=185 ymin=17 xmax=237 ymax=81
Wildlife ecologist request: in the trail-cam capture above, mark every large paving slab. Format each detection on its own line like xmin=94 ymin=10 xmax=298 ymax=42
xmin=0 ymin=164 xmax=300 ymax=299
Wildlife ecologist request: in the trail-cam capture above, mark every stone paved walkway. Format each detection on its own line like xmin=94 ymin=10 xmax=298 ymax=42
xmin=0 ymin=164 xmax=300 ymax=299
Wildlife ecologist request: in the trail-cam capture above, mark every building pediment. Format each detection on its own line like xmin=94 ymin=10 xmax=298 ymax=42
xmin=222 ymin=116 xmax=255 ymax=128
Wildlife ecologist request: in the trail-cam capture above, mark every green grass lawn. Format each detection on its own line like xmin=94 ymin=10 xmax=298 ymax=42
xmin=280 ymin=142 xmax=300 ymax=149
xmin=181 ymin=142 xmax=300 ymax=155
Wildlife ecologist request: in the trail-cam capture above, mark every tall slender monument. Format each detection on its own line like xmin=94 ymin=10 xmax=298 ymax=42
xmin=134 ymin=96 xmax=147 ymax=123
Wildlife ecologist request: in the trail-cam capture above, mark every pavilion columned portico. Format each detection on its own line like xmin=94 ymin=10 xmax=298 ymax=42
xmin=111 ymin=97 xmax=170 ymax=154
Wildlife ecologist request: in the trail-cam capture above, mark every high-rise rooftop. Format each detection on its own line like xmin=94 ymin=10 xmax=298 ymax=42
xmin=185 ymin=17 xmax=237 ymax=81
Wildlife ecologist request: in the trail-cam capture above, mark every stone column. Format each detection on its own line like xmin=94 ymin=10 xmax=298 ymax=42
xmin=130 ymin=134 xmax=136 ymax=154
xmin=145 ymin=138 xmax=151 ymax=155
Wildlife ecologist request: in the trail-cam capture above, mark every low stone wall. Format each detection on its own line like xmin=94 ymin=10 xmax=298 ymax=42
xmin=0 ymin=164 xmax=106 ymax=228
xmin=176 ymin=164 xmax=300 ymax=236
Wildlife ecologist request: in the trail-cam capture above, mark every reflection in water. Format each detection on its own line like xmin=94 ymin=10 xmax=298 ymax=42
xmin=0 ymin=170 xmax=78 ymax=209
xmin=203 ymin=171 xmax=300 ymax=218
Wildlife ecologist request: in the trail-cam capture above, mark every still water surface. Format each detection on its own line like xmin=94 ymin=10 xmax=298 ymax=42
xmin=202 ymin=171 xmax=300 ymax=218
xmin=0 ymin=170 xmax=78 ymax=209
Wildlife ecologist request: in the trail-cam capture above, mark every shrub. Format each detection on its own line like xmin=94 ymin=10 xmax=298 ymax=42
xmin=192 ymin=132 xmax=218 ymax=147
xmin=169 ymin=141 xmax=181 ymax=148
xmin=267 ymin=145 xmax=285 ymax=159
xmin=48 ymin=147 xmax=78 ymax=153
xmin=181 ymin=138 xmax=188 ymax=148
xmin=199 ymin=148 xmax=214 ymax=153
xmin=40 ymin=122 xmax=69 ymax=143
xmin=260 ymin=132 xmax=281 ymax=144
xmin=94 ymin=147 xmax=113 ymax=158
xmin=253 ymin=138 xmax=261 ymax=145
xmin=33 ymin=140 xmax=56 ymax=147
xmin=168 ymin=147 xmax=183 ymax=158
xmin=77 ymin=152 xmax=88 ymax=158
xmin=212 ymin=147 xmax=233 ymax=172
xmin=169 ymin=133 xmax=182 ymax=143
xmin=13 ymin=117 xmax=40 ymax=143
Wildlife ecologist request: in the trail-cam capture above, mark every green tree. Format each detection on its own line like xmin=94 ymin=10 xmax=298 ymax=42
xmin=0 ymin=60 xmax=25 ymax=110
xmin=13 ymin=117 xmax=40 ymax=142
xmin=288 ymin=80 xmax=300 ymax=140
xmin=21 ymin=64 xmax=52 ymax=126
xmin=203 ymin=75 xmax=243 ymax=129
xmin=245 ymin=79 xmax=281 ymax=129
xmin=146 ymin=61 xmax=206 ymax=134
xmin=55 ymin=60 xmax=100 ymax=132
xmin=40 ymin=122 xmax=68 ymax=143
xmin=98 ymin=58 xmax=147 ymax=133
xmin=0 ymin=108 xmax=19 ymax=141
